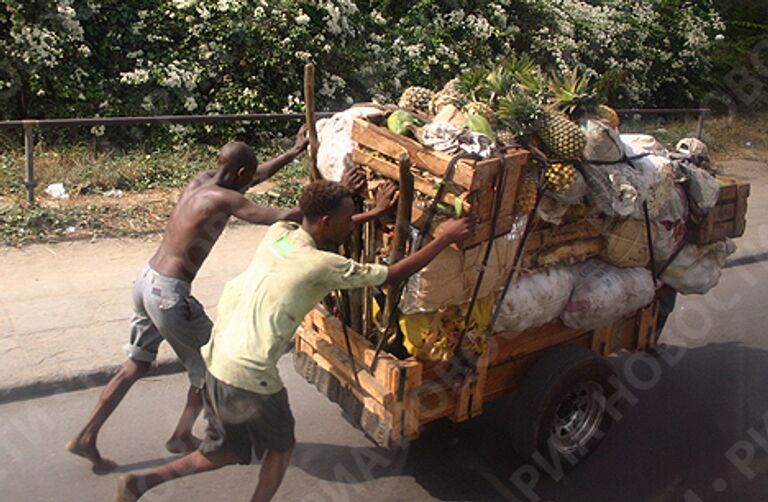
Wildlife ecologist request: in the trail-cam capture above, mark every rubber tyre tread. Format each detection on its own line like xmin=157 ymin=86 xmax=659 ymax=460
xmin=508 ymin=344 xmax=617 ymax=469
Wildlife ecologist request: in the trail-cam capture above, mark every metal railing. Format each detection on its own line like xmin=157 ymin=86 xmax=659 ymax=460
xmin=0 ymin=112 xmax=335 ymax=204
xmin=0 ymin=108 xmax=709 ymax=205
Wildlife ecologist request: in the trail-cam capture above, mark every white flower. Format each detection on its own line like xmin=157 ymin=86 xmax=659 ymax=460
xmin=295 ymin=13 xmax=310 ymax=25
xmin=184 ymin=96 xmax=198 ymax=112
xmin=90 ymin=125 xmax=105 ymax=136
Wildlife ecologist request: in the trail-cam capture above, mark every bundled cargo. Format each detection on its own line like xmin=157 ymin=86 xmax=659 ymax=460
xmin=310 ymin=56 xmax=749 ymax=363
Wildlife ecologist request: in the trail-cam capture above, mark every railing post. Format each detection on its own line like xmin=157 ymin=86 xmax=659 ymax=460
xmin=696 ymin=110 xmax=706 ymax=140
xmin=24 ymin=124 xmax=36 ymax=205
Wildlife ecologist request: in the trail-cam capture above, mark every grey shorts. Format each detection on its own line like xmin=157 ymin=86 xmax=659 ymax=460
xmin=124 ymin=265 xmax=213 ymax=388
xmin=199 ymin=371 xmax=296 ymax=464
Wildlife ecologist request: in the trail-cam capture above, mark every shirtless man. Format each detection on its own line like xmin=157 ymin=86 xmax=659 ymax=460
xmin=66 ymin=128 xmax=308 ymax=472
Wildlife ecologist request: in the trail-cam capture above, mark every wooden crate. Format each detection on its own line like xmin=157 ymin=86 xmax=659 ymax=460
xmin=350 ymin=118 xmax=529 ymax=249
xmin=294 ymin=300 xmax=658 ymax=448
xmin=687 ymin=177 xmax=749 ymax=244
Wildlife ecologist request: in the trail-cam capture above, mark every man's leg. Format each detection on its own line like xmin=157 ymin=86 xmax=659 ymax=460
xmin=66 ymin=358 xmax=151 ymax=471
xmin=166 ymin=385 xmax=204 ymax=454
xmin=251 ymin=447 xmax=294 ymax=502
xmin=115 ymin=449 xmax=241 ymax=502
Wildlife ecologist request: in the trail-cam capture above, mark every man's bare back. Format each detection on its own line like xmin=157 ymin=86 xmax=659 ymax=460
xmin=150 ymin=173 xmax=244 ymax=282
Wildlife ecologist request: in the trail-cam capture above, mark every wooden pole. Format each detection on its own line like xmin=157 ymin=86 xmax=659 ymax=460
xmin=303 ymin=63 xmax=321 ymax=181
xmin=381 ymin=154 xmax=413 ymax=331
xmin=362 ymin=218 xmax=376 ymax=337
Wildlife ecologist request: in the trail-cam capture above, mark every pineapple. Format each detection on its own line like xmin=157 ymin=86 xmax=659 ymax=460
xmin=516 ymin=164 xmax=539 ymax=213
xmin=536 ymin=110 xmax=586 ymax=161
xmin=429 ymin=89 xmax=468 ymax=116
xmin=463 ymin=101 xmax=497 ymax=126
xmin=457 ymin=66 xmax=492 ymax=102
xmin=496 ymin=88 xmax=542 ymax=141
xmin=597 ymin=104 xmax=620 ymax=129
xmin=442 ymin=77 xmax=463 ymax=96
xmin=495 ymin=129 xmax=518 ymax=146
xmin=548 ymin=67 xmax=601 ymax=121
xmin=398 ymin=86 xmax=434 ymax=113
xmin=544 ymin=163 xmax=577 ymax=193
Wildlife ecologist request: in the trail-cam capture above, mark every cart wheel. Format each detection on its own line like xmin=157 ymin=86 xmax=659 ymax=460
xmin=509 ymin=344 xmax=617 ymax=471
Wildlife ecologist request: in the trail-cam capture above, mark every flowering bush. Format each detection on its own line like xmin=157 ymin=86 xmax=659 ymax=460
xmin=0 ymin=0 xmax=729 ymax=144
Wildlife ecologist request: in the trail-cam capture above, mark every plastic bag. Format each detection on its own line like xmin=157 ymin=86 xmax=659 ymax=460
xmin=316 ymin=106 xmax=386 ymax=181
xmin=636 ymin=167 xmax=688 ymax=223
xmin=536 ymin=192 xmax=571 ymax=224
xmin=621 ymin=134 xmax=669 ymax=157
xmin=399 ymin=294 xmax=495 ymax=361
xmin=493 ymin=267 xmax=576 ymax=332
xmin=561 ymin=259 xmax=656 ymax=331
xmin=582 ymin=163 xmax=651 ymax=218
xmin=653 ymin=220 xmax=686 ymax=263
xmin=584 ymin=120 xmax=624 ymax=163
xmin=661 ymin=240 xmax=736 ymax=295
xmin=682 ymin=164 xmax=720 ymax=215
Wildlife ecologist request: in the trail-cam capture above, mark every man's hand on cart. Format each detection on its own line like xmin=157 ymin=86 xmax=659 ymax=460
xmin=372 ymin=181 xmax=399 ymax=216
xmin=436 ymin=215 xmax=478 ymax=244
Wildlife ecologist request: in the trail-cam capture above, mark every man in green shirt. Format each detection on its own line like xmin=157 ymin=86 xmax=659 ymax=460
xmin=115 ymin=179 xmax=476 ymax=502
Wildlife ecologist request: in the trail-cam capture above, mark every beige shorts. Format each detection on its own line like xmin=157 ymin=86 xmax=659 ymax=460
xmin=124 ymin=265 xmax=212 ymax=388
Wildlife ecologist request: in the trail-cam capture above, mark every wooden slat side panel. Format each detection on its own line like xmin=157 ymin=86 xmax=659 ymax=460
xmin=351 ymin=119 xmax=477 ymax=188
xmin=413 ymin=382 xmax=457 ymax=424
xmin=352 ymin=148 xmax=466 ymax=209
xmin=307 ymin=309 xmax=397 ymax=386
xmin=488 ymin=321 xmax=587 ymax=366
xmin=299 ymin=326 xmax=394 ymax=408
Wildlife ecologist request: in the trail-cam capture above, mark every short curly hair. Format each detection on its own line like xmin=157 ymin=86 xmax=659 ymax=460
xmin=299 ymin=180 xmax=352 ymax=221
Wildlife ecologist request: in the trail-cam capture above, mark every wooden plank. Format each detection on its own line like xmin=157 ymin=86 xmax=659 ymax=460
xmin=352 ymin=149 xmax=468 ymax=210
xmin=714 ymin=202 xmax=736 ymax=222
xmin=635 ymin=301 xmax=659 ymax=351
xmin=591 ymin=325 xmax=612 ymax=356
xmin=482 ymin=334 xmax=592 ymax=402
xmin=470 ymin=350 xmax=490 ymax=418
xmin=351 ymin=119 xmax=477 ymax=189
xmin=413 ymin=381 xmax=457 ymax=424
xmin=534 ymin=238 xmax=603 ymax=268
xmin=452 ymin=378 xmax=474 ymax=423
xmin=312 ymin=352 xmax=392 ymax=427
xmin=401 ymin=361 xmax=424 ymax=438
xmin=307 ymin=310 xmax=398 ymax=383
xmin=488 ymin=321 xmax=588 ymax=366
xmin=300 ymin=326 xmax=394 ymax=408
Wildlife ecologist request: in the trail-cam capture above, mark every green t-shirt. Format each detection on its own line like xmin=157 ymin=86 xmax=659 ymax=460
xmin=202 ymin=221 xmax=388 ymax=394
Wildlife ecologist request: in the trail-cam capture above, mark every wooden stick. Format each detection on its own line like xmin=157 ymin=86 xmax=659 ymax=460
xmin=362 ymin=218 xmax=376 ymax=337
xmin=381 ymin=154 xmax=413 ymax=330
xmin=304 ymin=63 xmax=321 ymax=181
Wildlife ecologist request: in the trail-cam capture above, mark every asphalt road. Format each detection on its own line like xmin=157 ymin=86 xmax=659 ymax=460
xmin=2 ymin=177 xmax=767 ymax=502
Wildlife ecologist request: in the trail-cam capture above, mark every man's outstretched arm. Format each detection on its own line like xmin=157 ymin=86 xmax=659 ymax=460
xmin=352 ymin=181 xmax=399 ymax=224
xmin=253 ymin=126 xmax=309 ymax=185
xmin=384 ymin=216 xmax=476 ymax=285
xmin=228 ymin=193 xmax=302 ymax=225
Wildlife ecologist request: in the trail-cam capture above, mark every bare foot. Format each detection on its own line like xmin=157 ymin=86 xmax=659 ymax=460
xmin=65 ymin=437 xmax=117 ymax=473
xmin=165 ymin=435 xmax=201 ymax=454
xmin=114 ymin=474 xmax=141 ymax=502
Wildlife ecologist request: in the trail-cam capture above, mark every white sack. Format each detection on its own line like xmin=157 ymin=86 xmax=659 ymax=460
xmin=561 ymin=259 xmax=655 ymax=331
xmin=493 ymin=267 xmax=576 ymax=332
xmin=316 ymin=106 xmax=385 ymax=181
xmin=661 ymin=240 xmax=736 ymax=295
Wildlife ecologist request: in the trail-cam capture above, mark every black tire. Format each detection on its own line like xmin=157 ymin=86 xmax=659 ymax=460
xmin=509 ymin=344 xmax=618 ymax=473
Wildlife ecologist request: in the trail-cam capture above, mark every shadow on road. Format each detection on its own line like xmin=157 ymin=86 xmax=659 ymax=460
xmin=291 ymin=343 xmax=768 ymax=502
